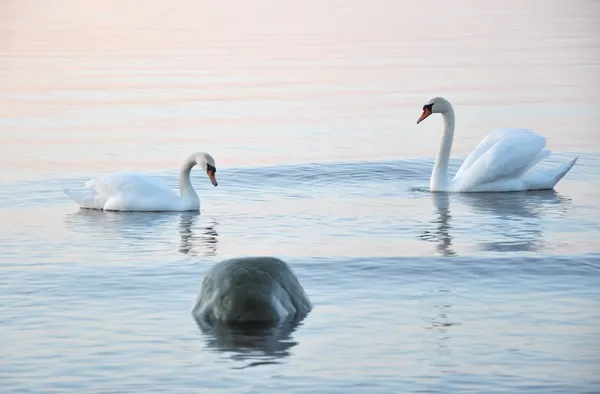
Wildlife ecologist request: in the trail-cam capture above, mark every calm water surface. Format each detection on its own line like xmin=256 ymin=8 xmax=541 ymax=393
xmin=1 ymin=0 xmax=600 ymax=393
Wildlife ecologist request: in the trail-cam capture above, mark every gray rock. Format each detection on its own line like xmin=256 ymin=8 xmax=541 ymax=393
xmin=192 ymin=257 xmax=312 ymax=326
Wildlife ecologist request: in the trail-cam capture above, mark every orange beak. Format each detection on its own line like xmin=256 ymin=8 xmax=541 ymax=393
xmin=417 ymin=107 xmax=432 ymax=124
xmin=207 ymin=170 xmax=218 ymax=186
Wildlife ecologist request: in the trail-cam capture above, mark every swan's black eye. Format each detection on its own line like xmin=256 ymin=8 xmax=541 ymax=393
xmin=423 ymin=103 xmax=434 ymax=111
xmin=206 ymin=164 xmax=216 ymax=173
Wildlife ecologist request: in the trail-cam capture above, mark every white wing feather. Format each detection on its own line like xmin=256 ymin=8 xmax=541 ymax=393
xmin=452 ymin=129 xmax=547 ymax=190
xmin=65 ymin=172 xmax=182 ymax=211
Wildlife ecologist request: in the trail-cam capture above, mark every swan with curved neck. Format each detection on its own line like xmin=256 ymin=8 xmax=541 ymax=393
xmin=416 ymin=97 xmax=578 ymax=193
xmin=64 ymin=151 xmax=218 ymax=211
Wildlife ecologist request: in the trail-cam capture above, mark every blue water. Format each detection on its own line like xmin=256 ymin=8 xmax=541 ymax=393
xmin=1 ymin=157 xmax=600 ymax=393
xmin=1 ymin=0 xmax=600 ymax=392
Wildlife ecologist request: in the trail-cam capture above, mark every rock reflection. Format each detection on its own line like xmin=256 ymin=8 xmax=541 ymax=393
xmin=194 ymin=317 xmax=304 ymax=369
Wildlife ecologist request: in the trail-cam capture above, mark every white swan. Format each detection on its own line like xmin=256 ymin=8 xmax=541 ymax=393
xmin=64 ymin=152 xmax=218 ymax=211
xmin=192 ymin=257 xmax=312 ymax=326
xmin=416 ymin=97 xmax=578 ymax=192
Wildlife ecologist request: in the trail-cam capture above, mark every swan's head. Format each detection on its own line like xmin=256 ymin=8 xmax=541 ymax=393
xmin=417 ymin=97 xmax=452 ymax=124
xmin=196 ymin=152 xmax=218 ymax=187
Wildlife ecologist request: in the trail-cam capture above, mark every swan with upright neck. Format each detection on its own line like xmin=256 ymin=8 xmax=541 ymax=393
xmin=64 ymin=152 xmax=218 ymax=211
xmin=416 ymin=97 xmax=578 ymax=192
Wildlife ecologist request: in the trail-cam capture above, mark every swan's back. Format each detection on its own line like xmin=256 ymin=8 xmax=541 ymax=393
xmin=452 ymin=129 xmax=548 ymax=191
xmin=65 ymin=172 xmax=186 ymax=211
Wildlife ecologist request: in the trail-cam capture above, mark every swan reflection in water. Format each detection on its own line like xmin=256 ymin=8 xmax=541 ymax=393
xmin=420 ymin=192 xmax=456 ymax=256
xmin=178 ymin=212 xmax=218 ymax=257
xmin=194 ymin=317 xmax=304 ymax=369
xmin=427 ymin=301 xmax=457 ymax=359
xmin=64 ymin=209 xmax=219 ymax=257
xmin=421 ymin=190 xmax=571 ymax=255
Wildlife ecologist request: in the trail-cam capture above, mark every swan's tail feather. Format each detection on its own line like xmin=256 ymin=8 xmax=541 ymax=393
xmin=550 ymin=156 xmax=578 ymax=186
xmin=64 ymin=188 xmax=101 ymax=209
xmin=523 ymin=156 xmax=578 ymax=190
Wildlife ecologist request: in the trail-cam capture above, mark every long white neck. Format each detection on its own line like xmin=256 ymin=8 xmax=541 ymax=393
xmin=179 ymin=155 xmax=201 ymax=206
xmin=430 ymin=107 xmax=455 ymax=192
